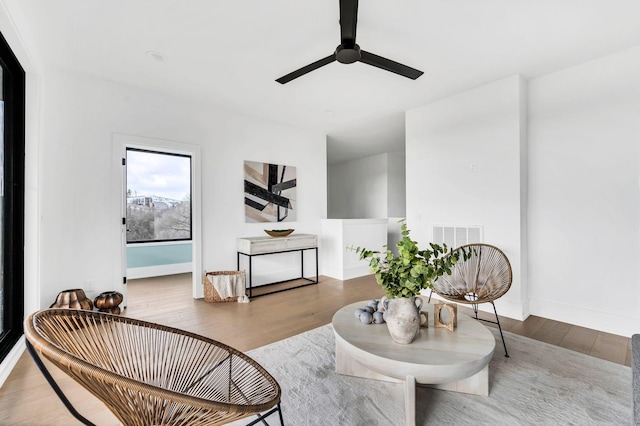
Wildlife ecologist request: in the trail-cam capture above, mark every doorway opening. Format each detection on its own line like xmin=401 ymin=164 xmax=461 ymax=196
xmin=114 ymin=134 xmax=202 ymax=307
xmin=126 ymin=148 xmax=192 ymax=281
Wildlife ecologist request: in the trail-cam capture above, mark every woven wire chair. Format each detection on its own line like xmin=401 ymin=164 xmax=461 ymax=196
xmin=24 ymin=309 xmax=283 ymax=426
xmin=429 ymin=243 xmax=512 ymax=357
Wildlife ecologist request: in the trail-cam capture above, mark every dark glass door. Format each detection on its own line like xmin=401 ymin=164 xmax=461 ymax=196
xmin=0 ymin=31 xmax=25 ymax=363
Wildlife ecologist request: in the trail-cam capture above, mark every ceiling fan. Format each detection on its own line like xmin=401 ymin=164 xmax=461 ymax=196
xmin=276 ymin=0 xmax=424 ymax=84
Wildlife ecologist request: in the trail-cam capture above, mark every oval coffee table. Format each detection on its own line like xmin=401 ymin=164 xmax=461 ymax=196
xmin=332 ymin=301 xmax=495 ymax=426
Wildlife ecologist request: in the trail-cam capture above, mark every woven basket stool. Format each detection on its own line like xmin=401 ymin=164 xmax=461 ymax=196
xmin=24 ymin=309 xmax=283 ymax=426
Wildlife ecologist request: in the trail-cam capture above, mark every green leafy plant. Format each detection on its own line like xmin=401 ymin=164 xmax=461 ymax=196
xmin=353 ymin=219 xmax=470 ymax=299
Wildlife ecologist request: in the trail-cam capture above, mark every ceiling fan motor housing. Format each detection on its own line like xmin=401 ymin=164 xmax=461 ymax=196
xmin=335 ymin=44 xmax=361 ymax=64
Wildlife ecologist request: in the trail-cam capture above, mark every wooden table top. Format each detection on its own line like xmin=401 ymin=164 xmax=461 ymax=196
xmin=332 ymin=300 xmax=496 ymax=367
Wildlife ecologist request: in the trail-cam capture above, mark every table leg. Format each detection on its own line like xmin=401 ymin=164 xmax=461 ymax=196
xmin=335 ymin=337 xmax=400 ymax=382
xmin=248 ymin=255 xmax=253 ymax=298
xmin=404 ymin=375 xmax=416 ymax=426
xmin=426 ymin=364 xmax=489 ymax=396
xmin=300 ymin=248 xmax=304 ymax=279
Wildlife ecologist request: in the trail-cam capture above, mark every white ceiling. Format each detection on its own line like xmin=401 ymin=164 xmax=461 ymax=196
xmin=8 ymin=0 xmax=640 ymax=164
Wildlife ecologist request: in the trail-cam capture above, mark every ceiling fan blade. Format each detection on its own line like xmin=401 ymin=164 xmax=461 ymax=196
xmin=275 ymin=55 xmax=336 ymax=84
xmin=340 ymin=0 xmax=358 ymax=44
xmin=360 ymin=50 xmax=424 ymax=80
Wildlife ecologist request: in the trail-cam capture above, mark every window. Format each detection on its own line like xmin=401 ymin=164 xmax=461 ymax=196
xmin=126 ymin=148 xmax=191 ymax=243
xmin=0 ymin=31 xmax=25 ymax=364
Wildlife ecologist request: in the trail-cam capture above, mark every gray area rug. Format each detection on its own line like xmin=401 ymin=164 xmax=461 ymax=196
xmin=232 ymin=324 xmax=632 ymax=426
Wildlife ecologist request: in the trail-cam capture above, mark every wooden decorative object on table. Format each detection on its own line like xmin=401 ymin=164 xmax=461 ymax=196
xmin=50 ymin=289 xmax=93 ymax=310
xmin=24 ymin=309 xmax=283 ymax=426
xmin=420 ymin=311 xmax=428 ymax=328
xmin=203 ymin=270 xmax=246 ymax=303
xmin=434 ymin=303 xmax=457 ymax=332
xmin=264 ymin=229 xmax=294 ymax=237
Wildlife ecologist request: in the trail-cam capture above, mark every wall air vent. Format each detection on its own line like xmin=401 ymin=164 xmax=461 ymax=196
xmin=432 ymin=225 xmax=483 ymax=249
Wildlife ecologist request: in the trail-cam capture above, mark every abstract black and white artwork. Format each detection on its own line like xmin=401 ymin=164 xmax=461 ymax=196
xmin=244 ymin=161 xmax=297 ymax=222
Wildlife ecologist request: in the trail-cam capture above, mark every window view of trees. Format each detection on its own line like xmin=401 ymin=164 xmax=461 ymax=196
xmin=126 ymin=149 xmax=191 ymax=243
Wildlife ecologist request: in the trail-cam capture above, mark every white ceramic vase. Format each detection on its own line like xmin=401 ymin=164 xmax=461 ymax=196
xmin=383 ymin=296 xmax=423 ymax=344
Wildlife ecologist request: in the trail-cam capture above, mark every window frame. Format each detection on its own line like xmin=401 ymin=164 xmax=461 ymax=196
xmin=125 ymin=147 xmax=192 ymax=245
xmin=0 ymin=30 xmax=25 ymax=364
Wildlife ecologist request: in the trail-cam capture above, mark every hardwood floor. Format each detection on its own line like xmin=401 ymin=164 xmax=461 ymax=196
xmin=0 ymin=273 xmax=631 ymax=425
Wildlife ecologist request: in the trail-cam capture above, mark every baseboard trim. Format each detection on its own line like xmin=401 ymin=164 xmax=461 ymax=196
xmin=529 ymin=298 xmax=637 ymax=338
xmin=127 ymin=262 xmax=192 ymax=279
xmin=0 ymin=336 xmax=25 ymax=389
xmin=321 ymin=265 xmax=371 ymax=281
xmin=321 ymin=265 xmax=343 ymax=280
xmin=342 ymin=265 xmax=372 ymax=281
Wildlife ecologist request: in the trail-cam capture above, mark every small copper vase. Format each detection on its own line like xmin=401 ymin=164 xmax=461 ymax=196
xmin=50 ymin=289 xmax=94 ymax=310
xmin=94 ymin=291 xmax=124 ymax=313
xmin=97 ymin=306 xmax=121 ymax=315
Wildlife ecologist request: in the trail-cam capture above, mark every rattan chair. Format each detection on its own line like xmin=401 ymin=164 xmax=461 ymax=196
xmin=24 ymin=309 xmax=283 ymax=426
xmin=429 ymin=243 xmax=512 ymax=357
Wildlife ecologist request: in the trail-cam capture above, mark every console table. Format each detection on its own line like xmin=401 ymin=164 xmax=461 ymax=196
xmin=237 ymin=234 xmax=318 ymax=298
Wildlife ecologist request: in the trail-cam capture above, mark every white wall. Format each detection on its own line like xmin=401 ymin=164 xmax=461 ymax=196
xmin=328 ymin=153 xmax=388 ymax=219
xmin=328 ymin=152 xmax=406 ymax=219
xmin=38 ymin=69 xmax=326 ymax=307
xmin=321 ymin=219 xmax=387 ymax=280
xmin=528 ymin=46 xmax=640 ymax=336
xmin=406 ymin=75 xmax=528 ymax=320
xmin=387 ymin=152 xmax=406 ymax=218
xmin=406 ymin=52 xmax=640 ymax=337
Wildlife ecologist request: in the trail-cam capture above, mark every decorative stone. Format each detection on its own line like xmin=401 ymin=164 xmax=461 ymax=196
xmin=359 ymin=311 xmax=373 ymax=324
xmin=434 ymin=303 xmax=457 ymax=332
xmin=373 ymin=311 xmax=385 ymax=324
